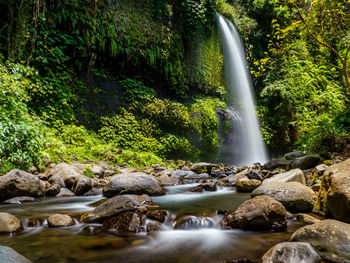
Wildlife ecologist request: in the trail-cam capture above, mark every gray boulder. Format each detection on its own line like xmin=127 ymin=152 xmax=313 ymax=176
xmin=49 ymin=163 xmax=81 ymax=189
xmin=262 ymin=159 xmax=292 ymax=170
xmin=103 ymin=172 xmax=165 ymax=197
xmin=262 ymin=242 xmax=320 ymax=263
xmin=191 ymin=162 xmax=213 ymax=174
xmin=290 ymin=154 xmax=321 ymax=170
xmin=103 ymin=211 xmax=146 ymax=233
xmin=0 ymin=246 xmax=32 ymax=263
xmin=72 ymin=175 xmax=92 ymax=195
xmin=0 ymin=169 xmax=45 ymax=202
xmin=171 ymin=170 xmax=197 ymax=179
xmin=284 ymin=151 xmax=303 ymax=160
xmin=56 ymin=188 xmax=75 ymax=197
xmin=0 ymin=212 xmax=22 ymax=232
xmin=3 ymin=196 xmax=35 ymax=204
xmin=252 ymin=182 xmax=315 ymax=212
xmin=84 ymin=195 xmax=142 ymax=223
xmin=48 ymin=214 xmax=74 ymax=227
xmin=263 ymin=169 xmax=305 ymax=185
xmin=291 ymin=219 xmax=350 ymax=263
xmin=46 ymin=183 xmax=61 ymax=196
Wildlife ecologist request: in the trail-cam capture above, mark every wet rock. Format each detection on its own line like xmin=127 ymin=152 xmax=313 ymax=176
xmin=0 ymin=246 xmax=32 ymax=263
xmin=56 ymin=187 xmax=75 ymax=197
xmin=72 ymin=175 xmax=92 ymax=195
xmin=146 ymin=221 xmax=161 ymax=232
xmin=217 ymin=172 xmax=248 ymax=187
xmin=191 ymin=162 xmax=213 ymax=174
xmin=84 ymin=195 xmax=142 ymax=223
xmin=223 ymin=195 xmax=287 ymax=231
xmin=263 ymin=169 xmax=305 ymax=185
xmin=82 ymin=225 xmax=104 ymax=234
xmin=262 ymin=159 xmax=292 ymax=170
xmin=296 ymin=214 xmax=320 ymax=225
xmin=90 ymin=165 xmax=103 ymax=177
xmin=0 ymin=169 xmax=45 ymax=202
xmin=3 ymin=196 xmax=35 ymax=204
xmin=252 ymin=182 xmax=315 ymax=212
xmin=236 ymin=178 xmax=261 ymax=192
xmin=0 ymin=212 xmax=22 ymax=232
xmin=47 ymin=214 xmax=74 ymax=227
xmin=46 ymin=183 xmax=61 ymax=196
xmin=284 ymin=151 xmax=304 ymax=160
xmin=309 ymin=164 xmax=327 ymax=185
xmin=313 ymin=158 xmax=350 ymax=222
xmin=173 ymin=215 xmax=214 ymax=230
xmin=83 ymin=188 xmax=103 ymax=196
xmin=311 ymin=183 xmax=320 ymax=192
xmin=290 ymin=154 xmax=321 ymax=170
xmin=48 ymin=175 xmax=65 ymax=188
xmin=171 ymin=170 xmax=197 ymax=179
xmin=133 ymin=194 xmax=154 ymax=206
xmin=103 ymin=172 xmax=165 ymax=197
xmin=157 ymin=174 xmax=181 ymax=186
xmin=291 ymin=219 xmax=350 ymax=263
xmin=245 ymin=170 xmax=263 ymax=181
xmin=146 ymin=210 xmax=167 ymax=223
xmin=190 ymin=183 xmax=217 ymax=192
xmin=103 ymin=211 xmax=146 ymax=233
xmin=262 ymin=242 xmax=321 ymax=263
xmin=27 ymin=218 xmax=44 ymax=227
xmin=48 ymin=163 xmax=81 ymax=189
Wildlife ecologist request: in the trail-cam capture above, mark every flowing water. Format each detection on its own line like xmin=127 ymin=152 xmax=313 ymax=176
xmin=0 ymin=185 xmax=303 ymax=263
xmin=217 ymin=14 xmax=268 ymax=166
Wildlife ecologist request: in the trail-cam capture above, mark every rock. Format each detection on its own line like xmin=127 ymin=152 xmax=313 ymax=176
xmin=0 ymin=212 xmax=22 ymax=232
xmin=72 ymin=175 xmax=92 ymax=195
xmin=309 ymin=164 xmax=327 ymax=185
xmin=252 ymin=182 xmax=315 ymax=212
xmin=223 ymin=195 xmax=287 ymax=231
xmin=82 ymin=225 xmax=104 ymax=234
xmin=313 ymin=158 xmax=350 ymax=222
xmin=236 ymin=178 xmax=261 ymax=192
xmin=174 ymin=215 xmax=214 ymax=230
xmin=217 ymin=171 xmax=248 ymax=187
xmin=47 ymin=214 xmax=74 ymax=227
xmin=83 ymin=188 xmax=103 ymax=196
xmin=103 ymin=172 xmax=165 ymax=197
xmin=184 ymin=173 xmax=210 ymax=179
xmin=190 ymin=183 xmax=217 ymax=192
xmin=143 ymin=167 xmax=154 ymax=174
xmin=0 ymin=246 xmax=32 ymax=263
xmin=3 ymin=196 xmax=35 ymax=204
xmin=146 ymin=221 xmax=161 ymax=232
xmin=56 ymin=188 xmax=75 ymax=197
xmin=171 ymin=170 xmax=197 ymax=179
xmin=311 ymin=183 xmax=320 ymax=192
xmin=262 ymin=159 xmax=292 ymax=170
xmin=262 ymin=242 xmax=321 ymax=263
xmin=296 ymin=214 xmax=320 ymax=225
xmin=84 ymin=195 xmax=142 ymax=223
xmin=290 ymin=154 xmax=321 ymax=170
xmin=263 ymin=169 xmax=305 ymax=185
xmin=133 ymin=194 xmax=154 ymax=206
xmin=46 ymin=183 xmax=61 ymax=196
xmin=119 ymin=167 xmax=138 ymax=173
xmin=146 ymin=210 xmax=167 ymax=223
xmin=191 ymin=162 xmax=213 ymax=174
xmin=156 ymin=174 xmax=181 ymax=186
xmin=245 ymin=169 xmax=263 ymax=181
xmin=27 ymin=218 xmax=44 ymax=227
xmin=49 ymin=163 xmax=81 ymax=189
xmin=291 ymin=219 xmax=350 ymax=263
xmin=284 ymin=151 xmax=304 ymax=160
xmin=103 ymin=211 xmax=146 ymax=233
xmin=48 ymin=175 xmax=65 ymax=188
xmin=90 ymin=165 xmax=103 ymax=177
xmin=0 ymin=169 xmax=45 ymax=202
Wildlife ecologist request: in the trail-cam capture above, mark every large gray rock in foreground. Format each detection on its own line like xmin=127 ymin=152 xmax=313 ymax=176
xmin=262 ymin=242 xmax=320 ymax=263
xmin=103 ymin=172 xmax=165 ymax=197
xmin=0 ymin=169 xmax=45 ymax=202
xmin=84 ymin=195 xmax=142 ymax=223
xmin=0 ymin=246 xmax=32 ymax=263
xmin=0 ymin=212 xmax=22 ymax=232
xmin=264 ymin=169 xmax=305 ymax=185
xmin=291 ymin=219 xmax=350 ymax=263
xmin=223 ymin=195 xmax=287 ymax=231
xmin=252 ymin=181 xmax=315 ymax=212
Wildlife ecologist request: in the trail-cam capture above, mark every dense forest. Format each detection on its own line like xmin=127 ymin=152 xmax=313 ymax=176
xmin=0 ymin=0 xmax=349 ymax=173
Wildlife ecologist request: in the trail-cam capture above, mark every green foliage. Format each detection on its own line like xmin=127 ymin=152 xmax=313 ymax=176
xmin=83 ymin=165 xmax=95 ymax=178
xmin=160 ymin=134 xmax=196 ymax=158
xmin=119 ymin=78 xmax=156 ymax=104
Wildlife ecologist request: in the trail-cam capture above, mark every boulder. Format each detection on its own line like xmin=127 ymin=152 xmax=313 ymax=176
xmin=146 ymin=210 xmax=167 ymax=223
xmin=0 ymin=212 xmax=22 ymax=232
xmin=263 ymin=169 xmax=305 ymax=185
xmin=46 ymin=183 xmax=61 ymax=196
xmin=0 ymin=246 xmax=32 ymax=263
xmin=48 ymin=175 xmax=65 ymax=188
xmin=103 ymin=172 xmax=165 ymax=197
xmin=173 ymin=215 xmax=214 ymax=230
xmin=309 ymin=164 xmax=327 ymax=185
xmin=191 ymin=162 xmax=213 ymax=174
xmin=223 ymin=195 xmax=287 ymax=231
xmin=83 ymin=188 xmax=103 ymax=196
xmin=290 ymin=154 xmax=321 ymax=170
xmin=49 ymin=163 xmax=81 ymax=189
xmin=262 ymin=159 xmax=292 ymax=170
xmin=3 ymin=196 xmax=35 ymax=204
xmin=72 ymin=175 xmax=92 ymax=195
xmin=313 ymin=158 xmax=350 ymax=223
xmin=156 ymin=174 xmax=181 ymax=186
xmin=171 ymin=170 xmax=197 ymax=179
xmin=56 ymin=188 xmax=75 ymax=197
xmin=252 ymin=182 xmax=315 ymax=212
xmin=47 ymin=214 xmax=74 ymax=227
xmin=262 ymin=242 xmax=320 ymax=263
xmin=84 ymin=195 xmax=141 ymax=223
xmin=90 ymin=165 xmax=104 ymax=177
xmin=103 ymin=211 xmax=146 ymax=233
xmin=291 ymin=219 xmax=350 ymax=263
xmin=245 ymin=169 xmax=263 ymax=181
xmin=0 ymin=169 xmax=45 ymax=202
xmin=236 ymin=178 xmax=261 ymax=192
xmin=284 ymin=151 xmax=303 ymax=160
xmin=296 ymin=214 xmax=320 ymax=225
xmin=190 ymin=183 xmax=216 ymax=192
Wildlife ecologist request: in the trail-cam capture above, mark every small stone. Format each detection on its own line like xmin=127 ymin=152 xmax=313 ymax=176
xmin=47 ymin=214 xmax=74 ymax=227
xmin=0 ymin=213 xmax=22 ymax=232
xmin=236 ymin=178 xmax=261 ymax=192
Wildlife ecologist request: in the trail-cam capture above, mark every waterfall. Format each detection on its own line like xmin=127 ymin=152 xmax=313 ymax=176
xmin=217 ymin=14 xmax=268 ymax=166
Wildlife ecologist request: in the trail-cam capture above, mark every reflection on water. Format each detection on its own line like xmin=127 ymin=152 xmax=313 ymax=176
xmin=0 ymin=186 xmax=304 ymax=263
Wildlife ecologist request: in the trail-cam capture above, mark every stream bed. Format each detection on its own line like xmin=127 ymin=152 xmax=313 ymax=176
xmin=0 ymin=184 xmax=304 ymax=263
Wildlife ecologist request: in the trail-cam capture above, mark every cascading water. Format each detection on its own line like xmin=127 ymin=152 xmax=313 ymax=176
xmin=217 ymin=14 xmax=268 ymax=166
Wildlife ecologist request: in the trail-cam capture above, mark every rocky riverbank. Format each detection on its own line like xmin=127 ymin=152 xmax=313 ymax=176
xmin=1 ymin=153 xmax=350 ymax=262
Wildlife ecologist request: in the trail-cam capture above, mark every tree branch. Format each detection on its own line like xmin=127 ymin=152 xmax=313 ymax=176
xmin=314 ymin=57 xmax=342 ymax=70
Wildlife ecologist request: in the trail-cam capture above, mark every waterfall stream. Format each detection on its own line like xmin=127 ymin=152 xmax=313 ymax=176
xmin=217 ymin=14 xmax=268 ymax=166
